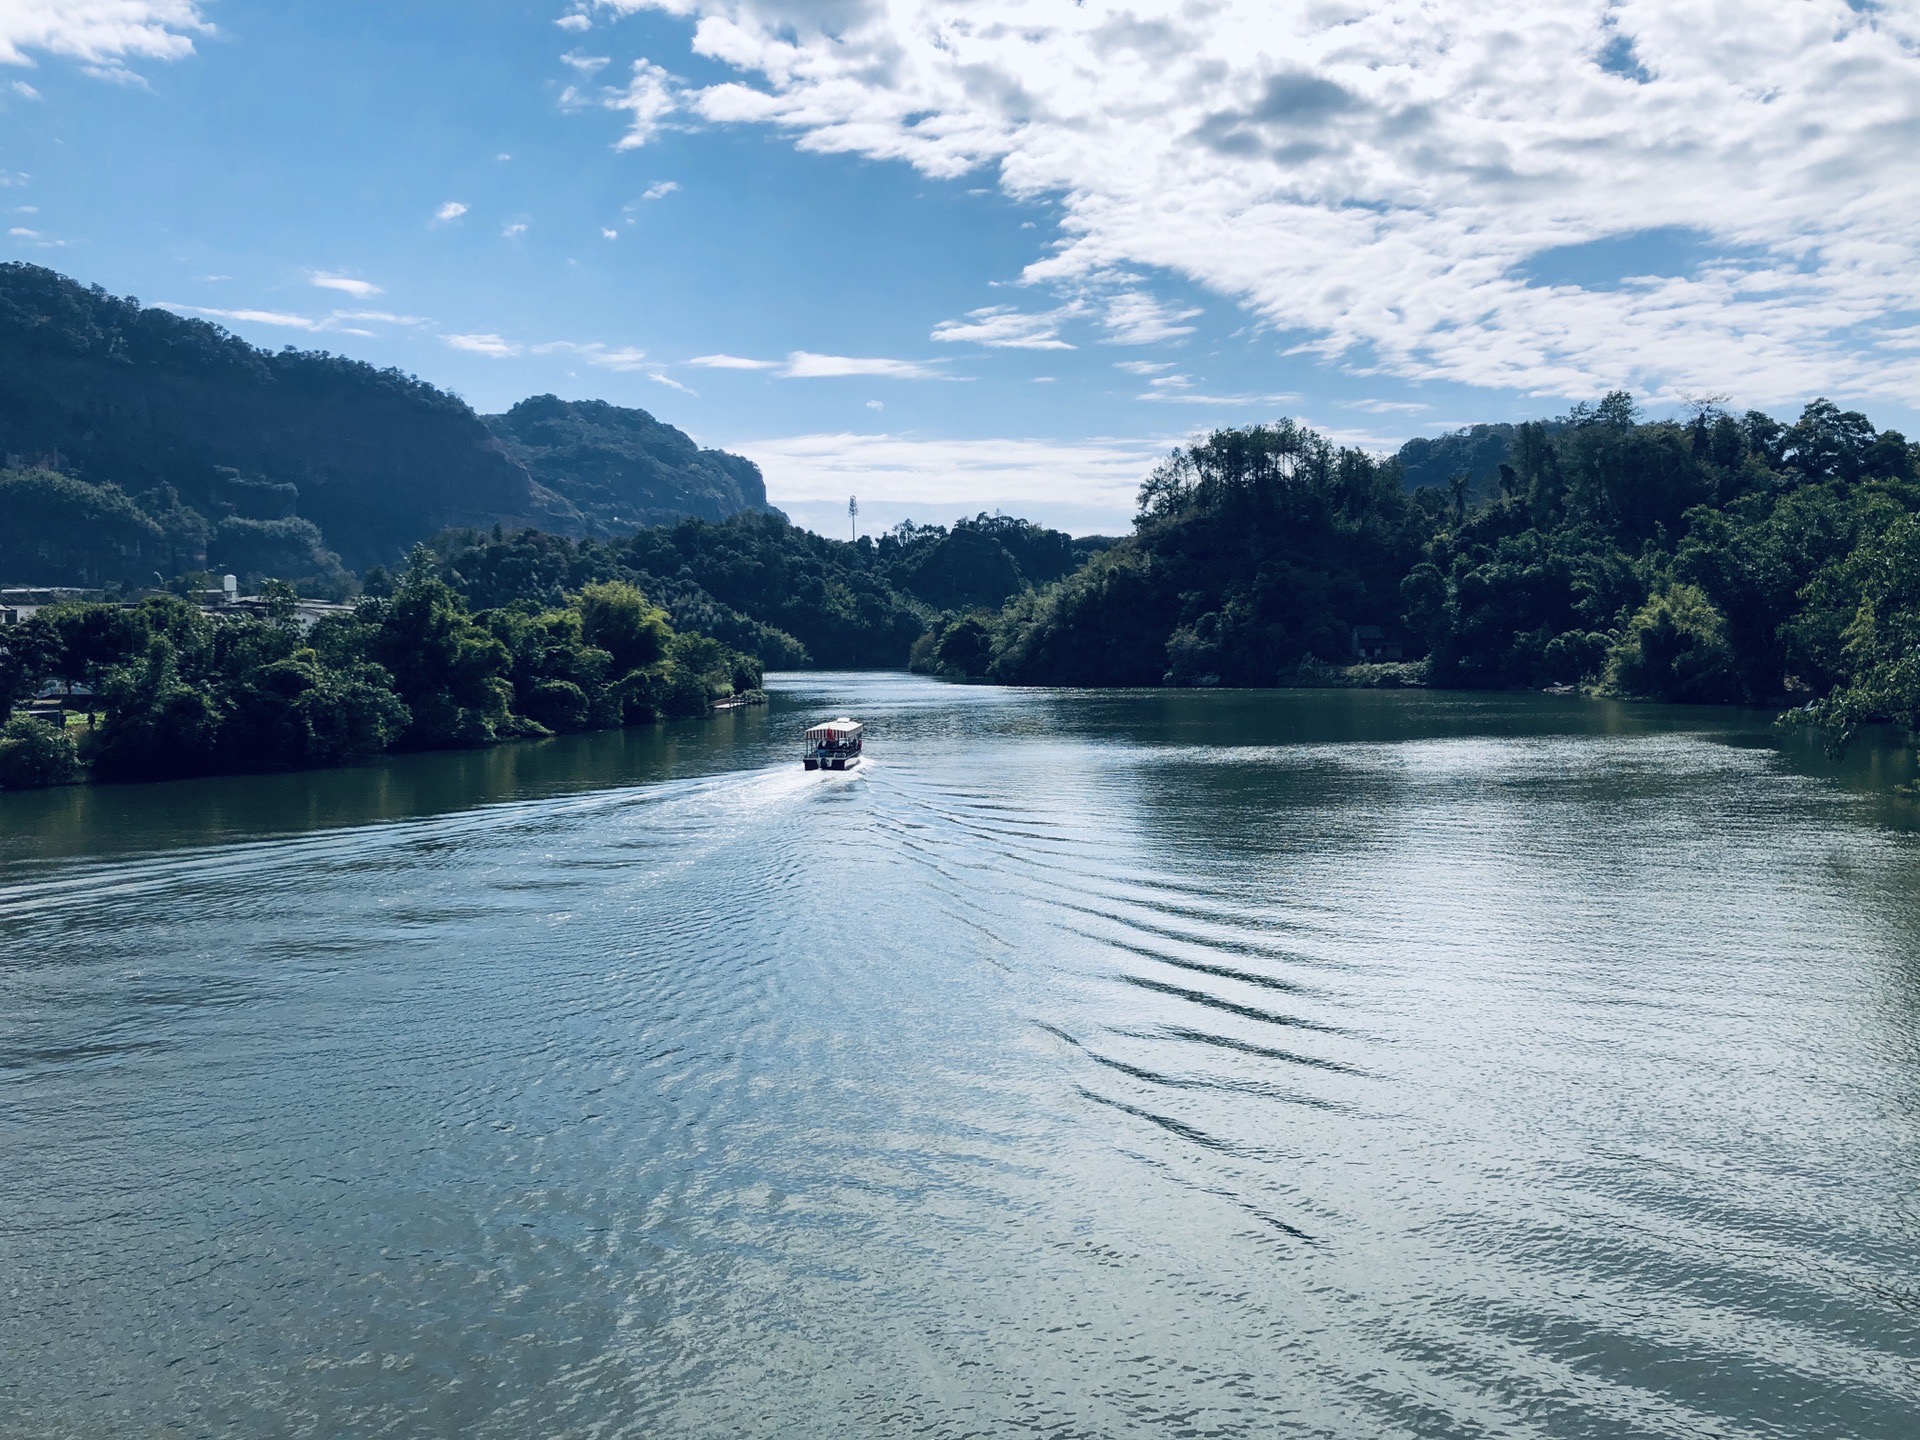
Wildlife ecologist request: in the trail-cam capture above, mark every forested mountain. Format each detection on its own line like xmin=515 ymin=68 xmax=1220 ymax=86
xmin=0 ymin=264 xmax=767 ymax=587
xmin=923 ymin=396 xmax=1920 ymax=744
xmin=978 ymin=421 xmax=1424 ymax=688
xmin=484 ymin=395 xmax=769 ymax=532
xmin=422 ymin=510 xmax=1089 ymax=669
xmin=1394 ymin=423 xmax=1528 ymax=500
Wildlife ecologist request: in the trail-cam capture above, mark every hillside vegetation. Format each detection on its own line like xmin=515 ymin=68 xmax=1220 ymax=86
xmin=0 ymin=264 xmax=769 ymax=586
xmin=418 ymin=510 xmax=1096 ymax=670
xmin=0 ymin=556 xmax=761 ymax=788
xmin=484 ymin=394 xmax=767 ymax=533
xmin=0 ymin=506 xmax=1092 ymax=787
xmin=923 ymin=395 xmax=1920 ymax=745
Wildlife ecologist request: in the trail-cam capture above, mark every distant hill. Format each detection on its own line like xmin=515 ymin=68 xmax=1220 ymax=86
xmin=0 ymin=264 xmax=769 ymax=588
xmin=485 ymin=395 xmax=769 ymax=533
xmin=427 ymin=510 xmax=1090 ymax=670
xmin=1393 ymin=423 xmax=1521 ymax=498
xmin=882 ymin=514 xmax=1082 ymax=611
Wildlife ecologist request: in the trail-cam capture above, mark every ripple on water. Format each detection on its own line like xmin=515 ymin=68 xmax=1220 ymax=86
xmin=2 ymin=677 xmax=1918 ymax=1439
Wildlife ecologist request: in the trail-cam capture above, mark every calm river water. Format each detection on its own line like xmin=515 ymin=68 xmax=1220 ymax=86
xmin=4 ymin=674 xmax=1920 ymax=1439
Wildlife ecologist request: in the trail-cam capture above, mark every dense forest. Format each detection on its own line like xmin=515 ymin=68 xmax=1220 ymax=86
xmin=0 ymin=553 xmax=760 ymax=789
xmin=414 ymin=510 xmax=1100 ymax=670
xmin=0 ymin=509 xmax=1094 ymax=788
xmin=919 ymin=395 xmax=1920 ymax=749
xmin=484 ymin=394 xmax=768 ymax=533
xmin=0 ymin=264 xmax=770 ymax=586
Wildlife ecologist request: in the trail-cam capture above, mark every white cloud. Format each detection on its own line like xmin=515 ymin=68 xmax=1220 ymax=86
xmin=931 ymin=304 xmax=1077 ymax=351
xmin=607 ymin=58 xmax=678 ymax=150
xmin=1133 ymin=371 xmax=1297 ymax=406
xmin=81 ymin=62 xmax=150 ymax=86
xmin=562 ymin=50 xmax=609 ymax=73
xmin=650 ymin=371 xmax=697 ymax=394
xmin=781 ymin=351 xmax=947 ymax=380
xmin=445 ymin=332 xmax=521 ymax=357
xmin=0 ymin=1 xmax=209 ymax=73
xmin=641 ymin=179 xmax=679 ymax=201
xmin=533 ymin=340 xmax=651 ymax=371
xmin=1101 ymin=292 xmax=1202 ymax=346
xmin=6 ymin=222 xmax=64 ymax=247
xmin=688 ymin=350 xmax=950 ymax=378
xmin=162 ymin=303 xmax=321 ymax=330
xmin=332 ymin=310 xmax=428 ymax=327
xmin=555 ymin=11 xmax=591 ymax=31
xmin=1139 ymin=387 xmax=1298 ymax=407
xmin=309 ymin=271 xmax=381 ymax=298
xmin=1114 ymin=360 xmax=1175 ymax=376
xmin=160 ymin=302 xmax=429 ymax=334
xmin=11 ymin=80 xmax=40 ymax=99
xmin=596 ymin=0 xmax=1920 ymax=406
xmin=1343 ymin=398 xmax=1431 ymax=415
xmin=601 ymin=226 xmax=618 ymax=239
xmin=866 ymin=399 xmax=884 ymax=410
xmin=502 ymin=221 xmax=528 ymax=238
xmin=434 ymin=200 xmax=468 ymax=223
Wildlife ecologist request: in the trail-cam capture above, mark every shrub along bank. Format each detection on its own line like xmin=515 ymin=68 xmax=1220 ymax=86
xmin=0 ymin=552 xmax=760 ymax=788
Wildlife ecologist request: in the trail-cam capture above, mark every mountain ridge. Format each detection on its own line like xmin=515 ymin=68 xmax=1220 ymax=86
xmin=0 ymin=264 xmax=770 ymax=587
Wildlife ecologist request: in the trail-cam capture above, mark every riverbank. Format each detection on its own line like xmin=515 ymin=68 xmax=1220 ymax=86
xmin=0 ymin=571 xmax=764 ymax=792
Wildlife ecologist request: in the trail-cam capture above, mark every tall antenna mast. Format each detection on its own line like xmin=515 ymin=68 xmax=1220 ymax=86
xmin=849 ymin=494 xmax=858 ymax=542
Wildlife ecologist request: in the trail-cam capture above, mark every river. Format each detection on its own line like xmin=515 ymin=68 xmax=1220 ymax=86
xmin=3 ymin=673 xmax=1919 ymax=1438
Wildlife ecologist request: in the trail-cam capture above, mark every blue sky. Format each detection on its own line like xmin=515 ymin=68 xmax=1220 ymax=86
xmin=5 ymin=1 xmax=1918 ymax=536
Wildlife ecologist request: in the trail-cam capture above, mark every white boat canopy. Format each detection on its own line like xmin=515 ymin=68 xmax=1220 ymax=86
xmin=806 ymin=718 xmax=862 ymax=741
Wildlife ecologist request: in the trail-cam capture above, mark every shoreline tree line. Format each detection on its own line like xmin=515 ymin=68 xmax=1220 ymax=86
xmin=7 ymin=392 xmax=1920 ymax=789
xmin=0 ymin=553 xmax=761 ymax=789
xmin=913 ymin=394 xmax=1920 ymax=751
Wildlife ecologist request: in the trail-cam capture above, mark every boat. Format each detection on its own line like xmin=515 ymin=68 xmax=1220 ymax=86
xmin=803 ymin=717 xmax=863 ymax=771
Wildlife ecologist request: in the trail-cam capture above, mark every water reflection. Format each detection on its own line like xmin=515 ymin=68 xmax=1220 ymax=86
xmin=0 ymin=702 xmax=779 ymax=869
xmin=2 ymin=675 xmax=1918 ymax=1438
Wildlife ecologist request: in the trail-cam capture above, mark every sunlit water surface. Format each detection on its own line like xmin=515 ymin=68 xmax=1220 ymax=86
xmin=4 ymin=675 xmax=1919 ymax=1438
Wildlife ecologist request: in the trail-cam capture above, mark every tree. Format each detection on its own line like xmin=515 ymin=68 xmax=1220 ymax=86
xmin=220 ymin=646 xmax=409 ymax=767
xmin=259 ymin=577 xmax=301 ymax=628
xmin=1797 ymin=512 xmax=1920 ymax=745
xmin=357 ymin=557 xmax=515 ymax=748
xmin=577 ymin=581 xmax=671 ymax=671
xmin=1603 ymin=584 xmax=1740 ymax=703
xmin=40 ymin=602 xmax=148 ymax=691
xmin=0 ymin=714 xmax=81 ymax=788
xmin=90 ymin=635 xmax=225 ymax=781
xmin=0 ymin=616 xmax=59 ymax=710
xmin=1782 ymin=398 xmax=1878 ymax=486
